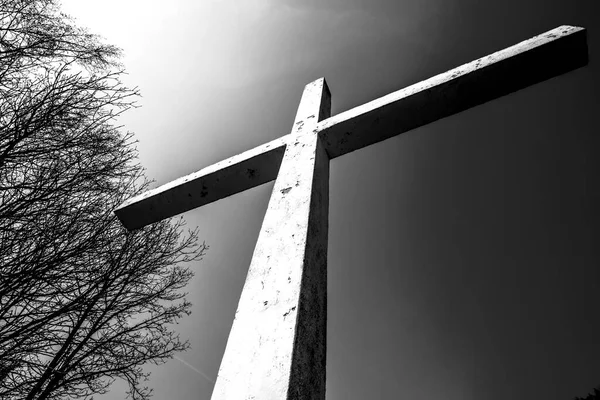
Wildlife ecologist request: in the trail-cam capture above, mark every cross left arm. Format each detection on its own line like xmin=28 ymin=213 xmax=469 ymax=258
xmin=114 ymin=136 xmax=287 ymax=230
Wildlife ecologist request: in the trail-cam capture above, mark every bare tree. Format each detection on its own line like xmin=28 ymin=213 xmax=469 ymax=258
xmin=0 ymin=1 xmax=207 ymax=399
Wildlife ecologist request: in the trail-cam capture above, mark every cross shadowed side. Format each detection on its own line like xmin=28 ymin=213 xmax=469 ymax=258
xmin=114 ymin=25 xmax=588 ymax=399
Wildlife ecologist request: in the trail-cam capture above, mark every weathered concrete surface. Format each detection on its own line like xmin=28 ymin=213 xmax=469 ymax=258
xmin=114 ymin=136 xmax=287 ymax=230
xmin=112 ymin=25 xmax=590 ymax=399
xmin=210 ymin=78 xmax=330 ymax=400
xmin=318 ymin=25 xmax=588 ymax=159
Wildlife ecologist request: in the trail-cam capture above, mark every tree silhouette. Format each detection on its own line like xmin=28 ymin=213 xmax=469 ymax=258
xmin=0 ymin=1 xmax=206 ymax=399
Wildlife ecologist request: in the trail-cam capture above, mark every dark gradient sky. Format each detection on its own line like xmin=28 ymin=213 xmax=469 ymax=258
xmin=62 ymin=0 xmax=600 ymax=399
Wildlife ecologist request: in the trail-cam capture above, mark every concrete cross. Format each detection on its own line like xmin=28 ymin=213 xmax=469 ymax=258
xmin=115 ymin=25 xmax=588 ymax=399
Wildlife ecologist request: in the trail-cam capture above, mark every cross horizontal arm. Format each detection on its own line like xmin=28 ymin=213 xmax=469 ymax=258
xmin=115 ymin=136 xmax=288 ymax=230
xmin=318 ymin=25 xmax=588 ymax=159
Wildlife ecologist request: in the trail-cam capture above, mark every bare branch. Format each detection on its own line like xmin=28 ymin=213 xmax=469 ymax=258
xmin=0 ymin=1 xmax=207 ymax=399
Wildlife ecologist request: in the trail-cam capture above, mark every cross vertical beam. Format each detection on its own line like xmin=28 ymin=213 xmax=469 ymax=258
xmin=210 ymin=79 xmax=331 ymax=399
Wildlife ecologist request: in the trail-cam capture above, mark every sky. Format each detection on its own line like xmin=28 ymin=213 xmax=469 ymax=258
xmin=60 ymin=1 xmax=600 ymax=399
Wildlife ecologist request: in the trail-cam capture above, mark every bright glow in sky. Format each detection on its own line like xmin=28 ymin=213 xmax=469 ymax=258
xmin=60 ymin=1 xmax=600 ymax=399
